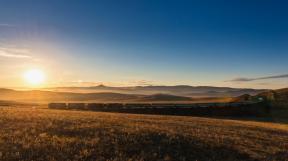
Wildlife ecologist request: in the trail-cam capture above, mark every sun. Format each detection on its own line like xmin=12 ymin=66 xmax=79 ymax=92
xmin=23 ymin=69 xmax=46 ymax=86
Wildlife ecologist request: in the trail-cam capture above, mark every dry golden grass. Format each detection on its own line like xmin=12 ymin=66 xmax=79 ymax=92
xmin=0 ymin=107 xmax=287 ymax=161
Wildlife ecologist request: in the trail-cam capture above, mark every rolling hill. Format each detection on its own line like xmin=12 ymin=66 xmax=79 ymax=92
xmin=0 ymin=88 xmax=193 ymax=103
xmin=137 ymin=93 xmax=192 ymax=102
xmin=49 ymin=85 xmax=265 ymax=97
xmin=0 ymin=85 xmax=268 ymax=103
xmin=257 ymin=88 xmax=288 ymax=101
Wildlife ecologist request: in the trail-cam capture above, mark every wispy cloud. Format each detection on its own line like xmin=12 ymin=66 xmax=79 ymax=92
xmin=130 ymin=80 xmax=154 ymax=86
xmin=0 ymin=47 xmax=32 ymax=59
xmin=0 ymin=24 xmax=15 ymax=27
xmin=0 ymin=52 xmax=32 ymax=58
xmin=230 ymin=74 xmax=288 ymax=82
xmin=55 ymin=81 xmax=104 ymax=87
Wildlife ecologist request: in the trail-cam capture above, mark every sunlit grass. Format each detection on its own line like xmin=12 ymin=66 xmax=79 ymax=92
xmin=0 ymin=107 xmax=287 ymax=161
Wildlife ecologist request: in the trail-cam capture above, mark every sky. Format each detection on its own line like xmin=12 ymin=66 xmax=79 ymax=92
xmin=0 ymin=0 xmax=287 ymax=89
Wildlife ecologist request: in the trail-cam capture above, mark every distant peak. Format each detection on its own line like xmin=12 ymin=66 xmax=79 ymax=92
xmin=97 ymin=84 xmax=106 ymax=87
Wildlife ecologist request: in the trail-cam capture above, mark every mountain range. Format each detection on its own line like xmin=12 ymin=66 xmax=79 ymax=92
xmin=0 ymin=85 xmax=266 ymax=103
xmin=49 ymin=85 xmax=265 ymax=97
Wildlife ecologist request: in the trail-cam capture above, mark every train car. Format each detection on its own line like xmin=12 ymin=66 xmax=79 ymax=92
xmin=151 ymin=103 xmax=176 ymax=108
xmin=87 ymin=103 xmax=105 ymax=110
xmin=174 ymin=104 xmax=195 ymax=108
xmin=124 ymin=103 xmax=152 ymax=109
xmin=106 ymin=103 xmax=124 ymax=110
xmin=67 ymin=103 xmax=86 ymax=110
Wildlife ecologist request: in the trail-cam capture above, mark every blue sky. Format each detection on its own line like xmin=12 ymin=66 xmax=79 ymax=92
xmin=0 ymin=0 xmax=287 ymax=89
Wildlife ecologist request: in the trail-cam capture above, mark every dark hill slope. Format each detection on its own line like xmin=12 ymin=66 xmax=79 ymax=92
xmin=137 ymin=94 xmax=192 ymax=102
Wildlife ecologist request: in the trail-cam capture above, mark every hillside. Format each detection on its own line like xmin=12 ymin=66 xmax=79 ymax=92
xmin=231 ymin=88 xmax=288 ymax=103
xmin=137 ymin=93 xmax=192 ymax=102
xmin=0 ymin=89 xmax=140 ymax=102
xmin=0 ymin=107 xmax=287 ymax=161
xmin=257 ymin=88 xmax=288 ymax=101
xmin=231 ymin=94 xmax=253 ymax=102
xmin=0 ymin=88 xmax=192 ymax=103
xmin=50 ymin=85 xmax=265 ymax=97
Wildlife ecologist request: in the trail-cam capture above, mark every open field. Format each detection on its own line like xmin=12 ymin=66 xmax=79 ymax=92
xmin=0 ymin=107 xmax=288 ymax=161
